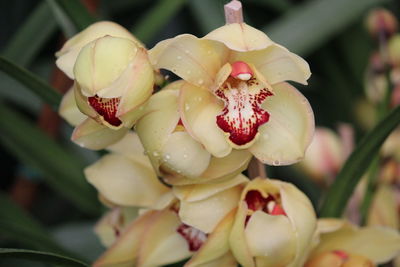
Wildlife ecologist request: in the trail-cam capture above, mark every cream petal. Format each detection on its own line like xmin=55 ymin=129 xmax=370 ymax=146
xmin=245 ymin=211 xmax=296 ymax=266
xmin=179 ymin=82 xmax=231 ymax=157
xmin=116 ymin=48 xmax=154 ymax=118
xmin=230 ymin=202 xmax=255 ymax=267
xmin=74 ymin=82 xmax=97 ymax=119
xmin=135 ymin=86 xmax=181 ymax=174
xmin=137 ymin=209 xmax=192 ymax=266
xmin=85 ymin=154 xmax=168 ymax=207
xmin=179 ymin=186 xmax=242 ymax=233
xmin=313 ymin=224 xmax=400 ymax=264
xmin=71 ymin=118 xmax=128 ymax=150
xmin=277 ymin=180 xmax=317 ymax=266
xmin=106 ymin=131 xmax=150 ymax=168
xmin=56 ymin=21 xmax=141 ymax=79
xmin=186 ymin=210 xmax=236 ymax=267
xmin=74 ymin=36 xmax=138 ymax=97
xmin=249 ymin=82 xmax=314 ymax=165
xmin=204 ymin=23 xmax=274 ymax=52
xmin=231 ymin=44 xmax=311 ymax=85
xmin=161 ymin=131 xmax=211 ymax=178
xmin=93 ymin=210 xmax=155 ymax=266
xmin=173 ymin=174 xmax=248 ymax=202
xmin=58 ymin=86 xmax=86 ymax=126
xmin=149 ymin=34 xmax=225 ymax=88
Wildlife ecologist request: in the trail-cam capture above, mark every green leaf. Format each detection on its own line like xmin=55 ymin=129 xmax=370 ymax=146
xmin=264 ymin=0 xmax=388 ymax=55
xmin=0 ymin=103 xmax=100 ymax=215
xmin=0 ymin=193 xmax=69 ymax=255
xmin=188 ymin=0 xmax=225 ymax=35
xmin=319 ymin=105 xmax=400 ymax=217
xmin=0 ymin=248 xmax=88 ymax=267
xmin=0 ymin=56 xmax=61 ymax=109
xmin=46 ymin=0 xmax=97 ymax=36
xmin=132 ymin=0 xmax=186 ymax=44
xmin=2 ymin=1 xmax=57 ymax=67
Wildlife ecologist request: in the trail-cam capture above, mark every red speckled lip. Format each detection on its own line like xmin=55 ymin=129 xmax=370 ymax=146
xmin=215 ymin=76 xmax=273 ymax=146
xmin=177 ymin=223 xmax=207 ymax=252
xmin=88 ymin=95 xmax=122 ymax=127
xmin=245 ymin=190 xmax=286 ymax=218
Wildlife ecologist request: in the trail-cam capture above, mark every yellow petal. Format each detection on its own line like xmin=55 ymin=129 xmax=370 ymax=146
xmin=173 ymin=174 xmax=248 ymax=202
xmin=178 ymin=185 xmax=242 ymax=233
xmin=149 ymin=34 xmax=225 ymax=88
xmin=179 ymin=82 xmax=231 ymax=157
xmin=137 ymin=209 xmax=192 ymax=266
xmin=231 ymin=44 xmax=311 ymax=85
xmin=230 ymin=202 xmax=255 ymax=267
xmin=249 ymin=82 xmax=314 ymax=165
xmin=85 ymin=153 xmax=168 ymax=207
xmin=186 ymin=209 xmax=237 ymax=267
xmin=94 ymin=210 xmax=155 ymax=266
xmin=72 ymin=118 xmax=128 ymax=150
xmin=73 ymin=36 xmax=139 ymax=97
xmin=136 ymin=84 xmax=181 ymax=174
xmin=58 ymin=85 xmax=86 ymax=126
xmin=56 ymin=21 xmax=141 ymax=79
xmin=313 ymin=223 xmax=400 ymax=264
xmin=161 ymin=131 xmax=211 ymax=178
xmin=245 ymin=211 xmax=296 ymax=266
xmin=204 ymin=23 xmax=274 ymax=52
xmin=277 ymin=179 xmax=317 ymax=266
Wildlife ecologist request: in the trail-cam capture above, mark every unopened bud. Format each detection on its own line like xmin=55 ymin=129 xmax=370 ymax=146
xmin=366 ymin=8 xmax=398 ymax=39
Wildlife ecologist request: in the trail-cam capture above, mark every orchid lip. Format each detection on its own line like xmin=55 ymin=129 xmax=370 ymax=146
xmin=215 ymin=73 xmax=273 ymax=147
xmin=176 ymin=223 xmax=207 ymax=252
xmin=88 ymin=95 xmax=122 ymax=127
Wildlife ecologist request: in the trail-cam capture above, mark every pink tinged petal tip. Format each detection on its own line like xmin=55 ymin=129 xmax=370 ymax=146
xmin=88 ymin=95 xmax=122 ymax=127
xmin=177 ymin=223 xmax=207 ymax=252
xmin=215 ymin=73 xmax=273 ymax=146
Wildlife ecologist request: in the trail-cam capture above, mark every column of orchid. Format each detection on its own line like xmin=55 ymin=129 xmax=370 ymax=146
xmin=56 ymin=1 xmax=400 ymax=266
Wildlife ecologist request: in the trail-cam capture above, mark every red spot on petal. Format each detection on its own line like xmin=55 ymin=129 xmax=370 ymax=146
xmin=333 ymin=250 xmax=349 ymax=260
xmin=177 ymin=223 xmax=207 ymax=252
xmin=88 ymin=95 xmax=122 ymax=127
xmin=231 ymin=61 xmax=254 ymax=80
xmin=215 ymin=77 xmax=273 ymax=146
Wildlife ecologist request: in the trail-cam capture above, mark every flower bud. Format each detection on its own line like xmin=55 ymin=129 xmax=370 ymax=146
xmin=73 ymin=36 xmax=154 ymax=130
xmin=230 ymin=178 xmax=316 ymax=267
xmin=366 ymin=8 xmax=398 ymax=39
xmin=297 ymin=127 xmax=343 ymax=183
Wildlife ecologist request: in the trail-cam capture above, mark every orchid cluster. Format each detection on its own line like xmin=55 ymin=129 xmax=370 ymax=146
xmin=56 ymin=2 xmax=400 ymax=266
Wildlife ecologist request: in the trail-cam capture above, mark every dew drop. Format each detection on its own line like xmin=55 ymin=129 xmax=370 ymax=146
xmin=164 ymin=154 xmax=171 ymax=160
xmin=185 ymin=49 xmax=189 ymax=54
xmin=153 ymin=151 xmax=159 ymax=157
xmin=183 ymin=154 xmax=188 ymax=159
xmin=185 ymin=103 xmax=190 ymax=111
xmin=272 ymin=160 xmax=281 ymax=166
xmin=177 ymin=55 xmax=182 ymax=60
xmin=207 ymin=50 xmax=212 ymax=54
xmin=198 ymin=79 xmax=204 ymax=85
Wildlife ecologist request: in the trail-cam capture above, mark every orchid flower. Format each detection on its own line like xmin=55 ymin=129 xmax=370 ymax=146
xmin=149 ymin=23 xmax=314 ymax=166
xmin=57 ymin=21 xmax=154 ymax=149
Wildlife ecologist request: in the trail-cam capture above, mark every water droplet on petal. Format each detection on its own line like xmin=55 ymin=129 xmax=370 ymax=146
xmin=185 ymin=103 xmax=190 ymax=111
xmin=185 ymin=50 xmax=189 ymax=54
xmin=177 ymin=56 xmax=182 ymax=60
xmin=198 ymin=79 xmax=204 ymax=85
xmin=153 ymin=151 xmax=159 ymax=157
xmin=273 ymin=160 xmax=281 ymax=166
xmin=183 ymin=154 xmax=188 ymax=159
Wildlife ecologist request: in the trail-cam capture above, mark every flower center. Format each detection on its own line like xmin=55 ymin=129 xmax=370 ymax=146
xmin=245 ymin=190 xmax=286 ymax=216
xmin=88 ymin=95 xmax=122 ymax=127
xmin=176 ymin=223 xmax=207 ymax=252
xmin=215 ymin=62 xmax=273 ymax=147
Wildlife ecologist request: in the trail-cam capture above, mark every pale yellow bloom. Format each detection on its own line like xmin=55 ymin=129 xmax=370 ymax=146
xmin=307 ymin=219 xmax=400 ymax=266
xmin=149 ymin=23 xmax=314 ymax=166
xmin=57 ymin=22 xmax=154 ymax=149
xmin=229 ymin=177 xmax=316 ymax=267
xmin=136 ymin=81 xmax=252 ymax=185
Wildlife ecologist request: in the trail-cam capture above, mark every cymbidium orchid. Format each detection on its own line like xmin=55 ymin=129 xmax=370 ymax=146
xmin=229 ymin=177 xmax=316 ymax=267
xmin=149 ymin=22 xmax=314 ymax=166
xmin=306 ymin=219 xmax=400 ymax=267
xmin=136 ymin=80 xmax=252 ymax=185
xmin=57 ymin=21 xmax=154 ymax=149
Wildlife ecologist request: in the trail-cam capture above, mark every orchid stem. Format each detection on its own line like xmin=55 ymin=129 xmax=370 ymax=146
xmin=248 ymin=157 xmax=267 ymax=179
xmin=224 ymin=0 xmax=243 ymax=24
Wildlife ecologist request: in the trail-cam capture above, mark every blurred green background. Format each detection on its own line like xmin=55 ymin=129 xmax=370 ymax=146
xmin=0 ymin=0 xmax=398 ymax=266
